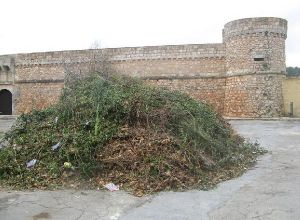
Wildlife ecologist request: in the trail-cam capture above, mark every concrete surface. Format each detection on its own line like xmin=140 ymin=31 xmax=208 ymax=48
xmin=0 ymin=116 xmax=16 ymax=141
xmin=0 ymin=115 xmax=16 ymax=133
xmin=0 ymin=120 xmax=299 ymax=220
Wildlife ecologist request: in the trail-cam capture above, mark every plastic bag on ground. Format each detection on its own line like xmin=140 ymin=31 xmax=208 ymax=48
xmin=104 ymin=183 xmax=119 ymax=192
xmin=26 ymin=159 xmax=37 ymax=168
xmin=51 ymin=142 xmax=61 ymax=151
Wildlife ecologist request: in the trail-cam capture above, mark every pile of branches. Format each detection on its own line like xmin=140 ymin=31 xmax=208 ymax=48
xmin=0 ymin=73 xmax=265 ymax=195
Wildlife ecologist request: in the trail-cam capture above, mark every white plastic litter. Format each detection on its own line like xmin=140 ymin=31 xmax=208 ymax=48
xmin=52 ymin=142 xmax=61 ymax=151
xmin=84 ymin=121 xmax=91 ymax=130
xmin=104 ymin=183 xmax=119 ymax=192
xmin=26 ymin=159 xmax=37 ymax=168
xmin=54 ymin=117 xmax=59 ymax=124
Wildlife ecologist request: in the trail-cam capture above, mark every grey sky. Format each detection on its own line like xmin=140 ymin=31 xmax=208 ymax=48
xmin=0 ymin=0 xmax=299 ymax=66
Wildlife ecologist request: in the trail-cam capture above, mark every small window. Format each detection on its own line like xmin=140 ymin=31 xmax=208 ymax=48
xmin=254 ymin=58 xmax=264 ymax=61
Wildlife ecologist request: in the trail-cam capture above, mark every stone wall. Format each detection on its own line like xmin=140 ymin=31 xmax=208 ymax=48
xmin=223 ymin=17 xmax=287 ymax=117
xmin=147 ymin=77 xmax=226 ymax=113
xmin=111 ymin=57 xmax=225 ymax=79
xmin=223 ymin=17 xmax=287 ymax=76
xmin=11 ymin=44 xmax=226 ymax=114
xmin=12 ymin=44 xmax=226 ymax=78
xmin=14 ymin=82 xmax=64 ymax=114
xmin=224 ymin=74 xmax=284 ymax=117
xmin=0 ymin=17 xmax=289 ymax=118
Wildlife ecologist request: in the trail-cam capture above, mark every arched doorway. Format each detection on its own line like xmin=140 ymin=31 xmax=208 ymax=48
xmin=0 ymin=89 xmax=12 ymax=115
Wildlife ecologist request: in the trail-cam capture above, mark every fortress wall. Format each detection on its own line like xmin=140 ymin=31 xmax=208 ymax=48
xmin=13 ymin=65 xmax=66 ymax=113
xmin=225 ymin=33 xmax=286 ymax=76
xmin=14 ymin=82 xmax=64 ymax=114
xmin=111 ymin=57 xmax=225 ymax=79
xmin=223 ymin=31 xmax=286 ymax=117
xmin=147 ymin=77 xmax=226 ymax=113
xmin=0 ymin=17 xmax=288 ymax=118
xmin=13 ymin=44 xmax=225 ymax=65
xmin=223 ymin=17 xmax=287 ymax=76
xmin=223 ymin=17 xmax=287 ymax=117
xmin=224 ymin=74 xmax=283 ymax=117
xmin=15 ymin=65 xmax=65 ymax=81
xmin=11 ymin=44 xmax=226 ymax=114
xmin=13 ymin=44 xmax=225 ymax=79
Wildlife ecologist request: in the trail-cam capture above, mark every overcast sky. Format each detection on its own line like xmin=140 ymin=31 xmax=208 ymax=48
xmin=0 ymin=0 xmax=299 ymax=66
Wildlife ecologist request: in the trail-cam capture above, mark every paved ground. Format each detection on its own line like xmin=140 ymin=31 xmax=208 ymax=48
xmin=0 ymin=120 xmax=299 ymax=220
xmin=0 ymin=116 xmax=16 ymax=132
xmin=0 ymin=116 xmax=16 ymax=139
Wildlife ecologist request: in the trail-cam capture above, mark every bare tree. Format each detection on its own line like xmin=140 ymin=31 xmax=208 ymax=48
xmin=63 ymin=40 xmax=112 ymax=88
xmin=90 ymin=40 xmax=102 ymax=50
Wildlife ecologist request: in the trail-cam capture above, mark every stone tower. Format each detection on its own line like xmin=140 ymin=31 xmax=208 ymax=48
xmin=223 ymin=17 xmax=287 ymax=117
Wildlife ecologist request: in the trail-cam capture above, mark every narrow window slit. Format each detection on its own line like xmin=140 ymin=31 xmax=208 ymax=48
xmin=254 ymin=58 xmax=264 ymax=61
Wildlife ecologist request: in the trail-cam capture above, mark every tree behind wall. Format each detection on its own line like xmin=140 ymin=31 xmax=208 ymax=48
xmin=286 ymin=67 xmax=300 ymax=76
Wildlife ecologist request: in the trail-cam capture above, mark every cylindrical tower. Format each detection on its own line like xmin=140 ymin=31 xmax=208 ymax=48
xmin=223 ymin=17 xmax=287 ymax=117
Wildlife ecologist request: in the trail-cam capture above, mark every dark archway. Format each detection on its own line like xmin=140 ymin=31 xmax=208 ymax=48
xmin=0 ymin=89 xmax=12 ymax=115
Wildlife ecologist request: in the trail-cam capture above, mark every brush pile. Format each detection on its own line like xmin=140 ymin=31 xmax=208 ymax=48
xmin=0 ymin=73 xmax=264 ymax=196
